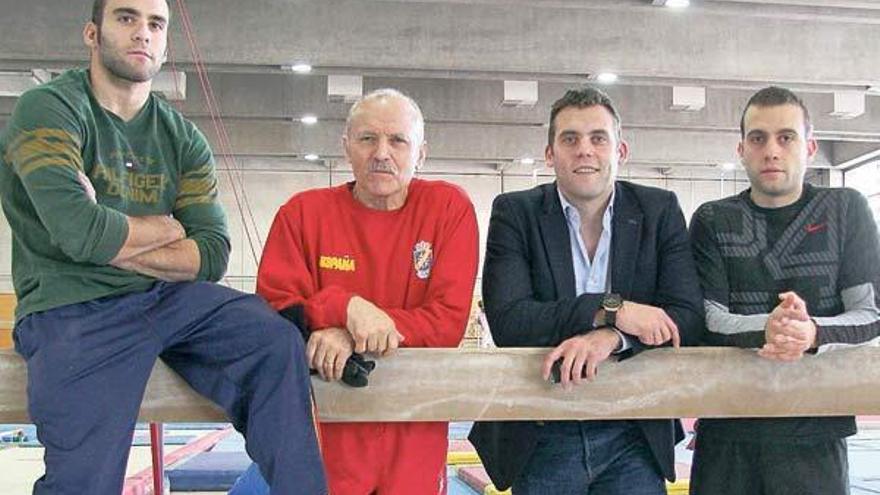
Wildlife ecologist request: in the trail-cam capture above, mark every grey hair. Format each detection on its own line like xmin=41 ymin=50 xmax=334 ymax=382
xmin=344 ymin=88 xmax=425 ymax=144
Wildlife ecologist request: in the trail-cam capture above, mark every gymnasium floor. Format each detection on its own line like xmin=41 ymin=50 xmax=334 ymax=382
xmin=1 ymin=420 xmax=879 ymax=494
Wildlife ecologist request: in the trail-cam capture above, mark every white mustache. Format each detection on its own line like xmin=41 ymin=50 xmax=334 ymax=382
xmin=369 ymin=162 xmax=396 ymax=173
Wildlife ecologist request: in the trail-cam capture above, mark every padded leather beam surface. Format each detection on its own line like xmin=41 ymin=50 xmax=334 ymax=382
xmin=1 ymin=347 xmax=879 ymax=423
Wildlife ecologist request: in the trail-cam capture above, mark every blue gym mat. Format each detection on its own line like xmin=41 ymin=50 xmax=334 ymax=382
xmin=0 ymin=424 xmax=39 ymax=447
xmin=449 ymin=421 xmax=472 ymax=440
xmin=210 ymin=431 xmax=246 ymax=452
xmin=168 ymin=451 xmax=253 ymax=491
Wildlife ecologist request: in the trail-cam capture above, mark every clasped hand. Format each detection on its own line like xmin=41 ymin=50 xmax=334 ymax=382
xmin=758 ymin=291 xmax=816 ymax=362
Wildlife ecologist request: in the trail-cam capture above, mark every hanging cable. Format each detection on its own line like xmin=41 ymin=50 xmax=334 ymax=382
xmin=176 ymin=0 xmax=262 ymax=256
xmin=166 ymin=42 xmax=183 ymax=113
xmin=170 ymin=1 xmax=324 ymax=451
xmin=173 ymin=0 xmax=263 ymax=268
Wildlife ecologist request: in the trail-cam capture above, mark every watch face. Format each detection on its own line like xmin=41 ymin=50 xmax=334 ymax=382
xmin=604 ymin=293 xmax=623 ymax=310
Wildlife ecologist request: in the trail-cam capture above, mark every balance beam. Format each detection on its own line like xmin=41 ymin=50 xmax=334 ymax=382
xmin=1 ymin=347 xmax=879 ymax=423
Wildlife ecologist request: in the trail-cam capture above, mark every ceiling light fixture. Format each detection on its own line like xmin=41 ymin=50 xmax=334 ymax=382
xmin=300 ymin=115 xmax=318 ymax=125
xmin=519 ymin=157 xmax=535 ymax=166
xmin=283 ymin=63 xmax=313 ymax=74
xmin=652 ymin=0 xmax=690 ymax=7
xmin=720 ymin=162 xmax=737 ymax=171
xmin=304 ymin=154 xmax=320 ymax=161
xmin=596 ymin=72 xmax=618 ymax=84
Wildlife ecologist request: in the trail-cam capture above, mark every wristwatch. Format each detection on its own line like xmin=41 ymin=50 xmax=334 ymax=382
xmin=602 ymin=293 xmax=623 ymax=327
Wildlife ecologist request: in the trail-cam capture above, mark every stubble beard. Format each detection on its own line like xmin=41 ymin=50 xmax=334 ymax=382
xmin=97 ymin=27 xmax=162 ymax=83
xmin=571 ymin=159 xmax=614 ymax=201
xmin=746 ymin=164 xmax=803 ymax=202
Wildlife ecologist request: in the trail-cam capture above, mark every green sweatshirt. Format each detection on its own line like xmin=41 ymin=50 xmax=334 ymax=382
xmin=0 ymin=69 xmax=230 ymax=319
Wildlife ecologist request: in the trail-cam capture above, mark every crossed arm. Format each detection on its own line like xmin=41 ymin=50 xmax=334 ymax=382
xmin=76 ymin=159 xmax=225 ymax=282
xmin=111 ymin=227 xmax=200 ymax=281
xmin=6 ymin=90 xmax=229 ymax=284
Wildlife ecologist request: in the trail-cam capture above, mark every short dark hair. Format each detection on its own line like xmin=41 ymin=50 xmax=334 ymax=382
xmin=91 ymin=0 xmax=108 ymax=26
xmin=740 ymin=86 xmax=812 ymax=138
xmin=548 ymin=86 xmax=622 ymax=146
xmin=92 ymin=0 xmax=170 ymax=27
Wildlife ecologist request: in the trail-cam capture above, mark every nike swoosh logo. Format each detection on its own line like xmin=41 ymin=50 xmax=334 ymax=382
xmin=805 ymin=223 xmax=826 ymax=234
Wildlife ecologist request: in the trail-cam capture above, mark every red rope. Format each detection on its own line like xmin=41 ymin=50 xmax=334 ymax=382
xmin=173 ymin=0 xmax=262 ymax=267
xmin=166 ymin=40 xmax=183 ymax=113
xmin=170 ymin=0 xmax=323 ymax=455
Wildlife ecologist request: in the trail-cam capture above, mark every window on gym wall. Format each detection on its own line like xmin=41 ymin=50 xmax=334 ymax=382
xmin=844 ymin=162 xmax=880 ymax=228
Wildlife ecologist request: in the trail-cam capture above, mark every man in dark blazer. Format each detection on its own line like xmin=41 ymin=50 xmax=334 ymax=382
xmin=469 ymin=87 xmax=703 ymax=494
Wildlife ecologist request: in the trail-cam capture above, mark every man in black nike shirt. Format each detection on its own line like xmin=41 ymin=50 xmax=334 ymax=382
xmin=689 ymin=86 xmax=880 ymax=495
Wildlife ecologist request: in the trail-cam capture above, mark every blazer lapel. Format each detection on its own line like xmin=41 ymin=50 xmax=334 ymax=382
xmin=539 ymin=184 xmax=576 ymax=298
xmin=611 ymin=183 xmax=642 ymax=297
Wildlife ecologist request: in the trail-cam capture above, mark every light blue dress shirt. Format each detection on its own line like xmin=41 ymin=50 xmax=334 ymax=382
xmin=558 ymin=188 xmax=630 ymax=351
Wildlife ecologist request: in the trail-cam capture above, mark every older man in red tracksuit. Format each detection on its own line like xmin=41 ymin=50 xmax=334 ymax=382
xmin=252 ymin=88 xmax=479 ymax=495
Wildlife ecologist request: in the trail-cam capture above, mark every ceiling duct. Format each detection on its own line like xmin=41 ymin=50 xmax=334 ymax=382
xmin=152 ymin=71 xmax=187 ymax=101
xmin=327 ymin=75 xmax=363 ymax=103
xmin=502 ymin=80 xmax=538 ymax=107
xmin=670 ymin=85 xmax=705 ymax=112
xmin=0 ymin=70 xmax=186 ymax=100
xmin=0 ymin=71 xmax=42 ymax=97
xmin=830 ymin=90 xmax=865 ymax=119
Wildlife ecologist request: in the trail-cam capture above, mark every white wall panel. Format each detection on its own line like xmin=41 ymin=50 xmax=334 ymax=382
xmin=331 ymin=171 xmax=355 ymax=186
xmin=219 ymin=170 xmax=331 ymax=291
xmin=667 ymin=180 xmax=696 ymax=222
xmin=501 ymin=173 xmax=555 ymax=194
xmin=425 ymin=173 xmax=500 ymax=293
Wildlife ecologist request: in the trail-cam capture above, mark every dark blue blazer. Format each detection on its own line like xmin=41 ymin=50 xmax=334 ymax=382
xmin=469 ymin=181 xmax=704 ymax=490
